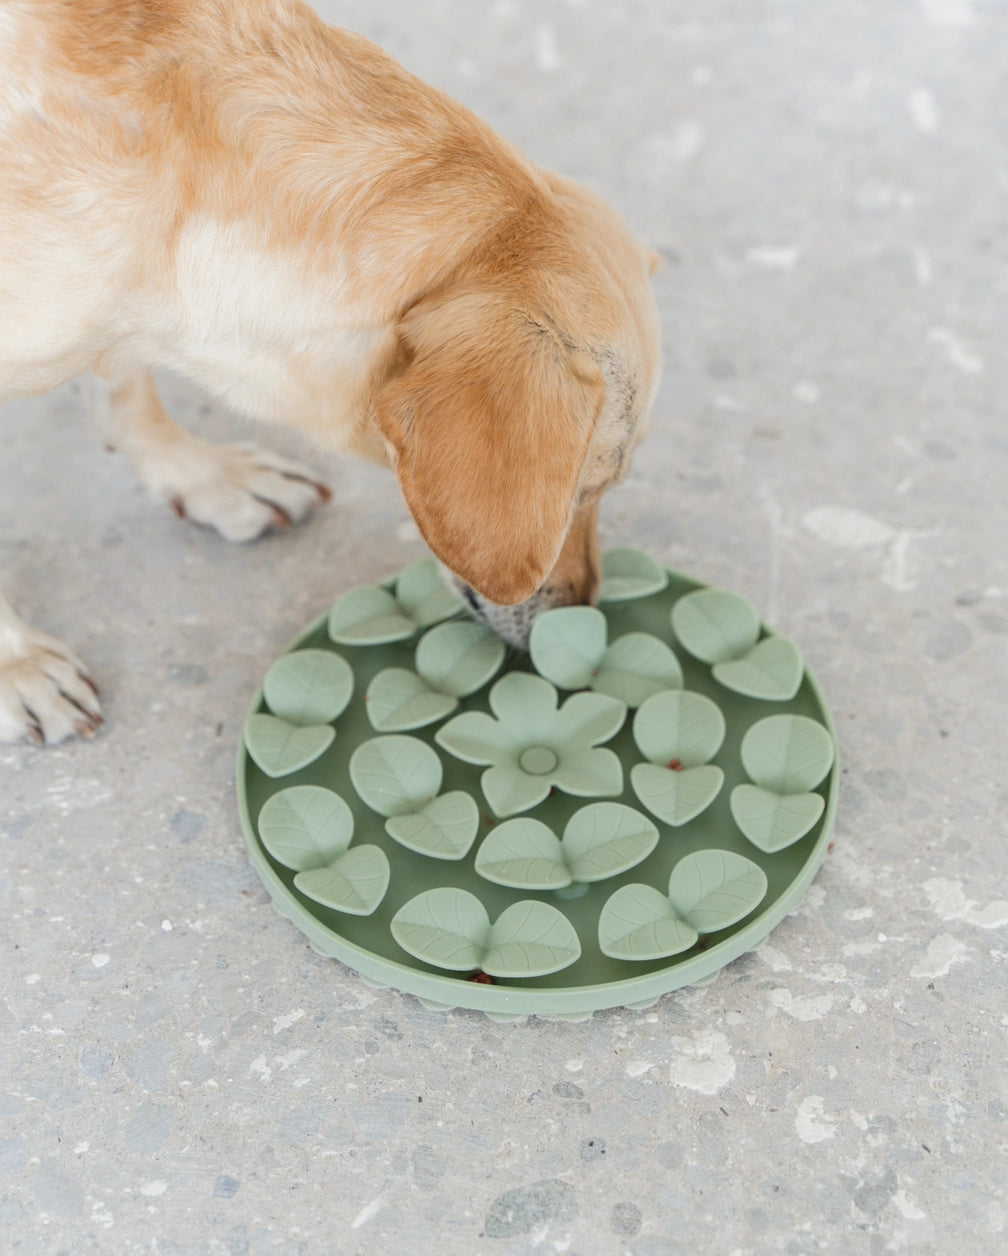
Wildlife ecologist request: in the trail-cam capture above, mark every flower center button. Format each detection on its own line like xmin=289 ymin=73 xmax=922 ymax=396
xmin=519 ymin=746 xmax=559 ymax=776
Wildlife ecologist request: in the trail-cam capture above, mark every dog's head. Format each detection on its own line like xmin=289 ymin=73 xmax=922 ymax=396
xmin=372 ymin=176 xmax=662 ymax=647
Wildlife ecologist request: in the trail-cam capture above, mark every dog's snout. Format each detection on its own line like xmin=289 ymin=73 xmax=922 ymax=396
xmin=568 ymin=553 xmax=602 ymax=607
xmin=537 ymin=573 xmax=598 ymax=612
xmin=453 ymin=569 xmax=600 ymax=652
xmin=544 ymin=500 xmax=601 ymax=609
xmin=448 ymin=497 xmax=602 ymax=650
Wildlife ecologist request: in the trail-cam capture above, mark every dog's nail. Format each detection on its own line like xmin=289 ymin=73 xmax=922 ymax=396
xmin=270 ymin=506 xmax=293 ymax=530
xmin=60 ymin=688 xmax=104 ymax=727
xmin=75 ymin=718 xmax=100 ymax=740
xmin=277 ymin=471 xmax=331 ymax=504
xmin=170 ymin=496 xmax=187 ymax=520
xmin=22 ymin=706 xmax=44 ymax=746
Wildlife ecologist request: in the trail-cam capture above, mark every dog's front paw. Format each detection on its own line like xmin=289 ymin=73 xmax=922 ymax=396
xmin=160 ymin=440 xmax=331 ymax=543
xmin=0 ymin=629 xmax=104 ymax=745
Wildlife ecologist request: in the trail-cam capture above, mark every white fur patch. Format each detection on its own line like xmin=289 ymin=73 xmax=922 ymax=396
xmin=163 ymin=216 xmax=388 ymax=432
xmin=0 ymin=11 xmax=43 ymax=126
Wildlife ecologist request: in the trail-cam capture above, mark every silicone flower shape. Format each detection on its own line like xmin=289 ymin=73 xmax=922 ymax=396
xmin=435 ymin=672 xmax=626 ymax=818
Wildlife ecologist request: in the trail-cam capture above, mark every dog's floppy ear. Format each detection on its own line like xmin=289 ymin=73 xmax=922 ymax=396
xmin=372 ymin=291 xmax=605 ymax=605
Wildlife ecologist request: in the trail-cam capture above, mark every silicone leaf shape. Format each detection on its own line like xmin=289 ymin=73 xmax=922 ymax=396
xmin=487 ymin=672 xmax=560 ymax=740
xmin=593 ymin=633 xmax=684 ymax=708
xmin=740 ymin=714 xmax=835 ymax=794
xmin=549 ymin=746 xmax=624 ymax=800
xmin=632 ymin=689 xmax=726 ymax=767
xmin=474 ymin=818 xmax=572 ymax=890
xmin=365 ymin=668 xmax=457 ymax=731
xmin=262 ymin=649 xmax=354 ymax=725
xmin=529 ymin=606 xmax=608 ymax=689
xmin=598 ymin=884 xmax=698 ymax=960
xmin=671 ymin=588 xmax=761 ymax=664
xmin=667 ymin=849 xmax=768 ymax=934
xmin=631 ymin=762 xmax=724 ymax=827
xmin=327 ymin=585 xmax=415 ymax=645
xmin=385 ymin=791 xmax=480 ymax=860
xmin=257 ymin=785 xmax=354 ymax=871
xmin=349 ymin=735 xmax=443 ymax=817
xmin=481 ymin=901 xmax=582 ymax=978
xmin=552 ymin=689 xmax=628 ymax=749
xmin=391 ymin=890 xmax=580 ymax=978
xmin=395 ymin=559 xmax=464 ymax=626
xmin=712 ymin=636 xmax=804 ymax=702
xmin=391 ymin=888 xmax=490 ymax=971
xmin=561 ymin=803 xmax=659 ymax=883
xmin=598 ymin=548 xmax=669 ymax=602
xmin=414 ymin=621 xmax=506 ymax=698
xmin=434 ymin=710 xmax=519 ymax=765
xmin=293 ymin=845 xmax=390 ymax=916
xmin=243 ymin=714 xmax=334 ymax=778
xmin=730 ymin=784 xmax=826 ymax=853
xmin=480 ymin=765 xmax=554 ymax=818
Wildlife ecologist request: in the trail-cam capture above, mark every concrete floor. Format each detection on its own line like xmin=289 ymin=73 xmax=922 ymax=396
xmin=2 ymin=1 xmax=1007 ymax=1252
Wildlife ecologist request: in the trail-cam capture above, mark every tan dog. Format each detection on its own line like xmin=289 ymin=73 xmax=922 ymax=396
xmin=0 ymin=0 xmax=661 ymax=745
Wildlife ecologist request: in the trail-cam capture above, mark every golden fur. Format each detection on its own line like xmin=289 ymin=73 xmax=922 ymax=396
xmin=0 ymin=0 xmax=661 ymax=742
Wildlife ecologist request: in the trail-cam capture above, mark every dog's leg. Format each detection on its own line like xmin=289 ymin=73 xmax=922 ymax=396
xmin=99 ymin=370 xmax=331 ymax=542
xmin=0 ymin=590 xmax=103 ymax=745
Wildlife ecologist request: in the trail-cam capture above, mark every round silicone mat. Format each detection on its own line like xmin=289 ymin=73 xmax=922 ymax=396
xmin=236 ymin=550 xmax=838 ymax=1020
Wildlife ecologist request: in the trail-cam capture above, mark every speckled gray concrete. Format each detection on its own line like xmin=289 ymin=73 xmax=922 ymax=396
xmin=2 ymin=1 xmax=1006 ymax=1252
